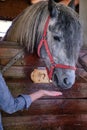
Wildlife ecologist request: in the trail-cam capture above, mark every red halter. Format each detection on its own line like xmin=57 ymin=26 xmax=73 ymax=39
xmin=37 ymin=16 xmax=76 ymax=79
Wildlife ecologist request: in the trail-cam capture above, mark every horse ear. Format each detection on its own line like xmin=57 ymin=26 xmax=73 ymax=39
xmin=68 ymin=0 xmax=75 ymax=10
xmin=48 ymin=0 xmax=57 ymax=18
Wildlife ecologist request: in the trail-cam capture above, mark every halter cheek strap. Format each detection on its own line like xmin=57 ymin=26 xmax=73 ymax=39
xmin=37 ymin=16 xmax=76 ymax=80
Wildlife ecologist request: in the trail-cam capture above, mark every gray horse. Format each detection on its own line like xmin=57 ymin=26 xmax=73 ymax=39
xmin=3 ymin=0 xmax=83 ymax=89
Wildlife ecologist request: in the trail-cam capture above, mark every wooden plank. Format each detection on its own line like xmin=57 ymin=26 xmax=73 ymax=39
xmin=0 ymin=46 xmax=22 ymax=58
xmin=3 ymin=125 xmax=87 ymax=130
xmin=62 ymin=125 xmax=87 ymax=130
xmin=0 ymin=44 xmax=44 ymax=66
xmin=2 ymin=114 xmax=87 ymax=129
xmin=0 ymin=54 xmax=44 ymax=66
xmin=78 ymin=57 xmax=87 ymax=72
xmin=2 ymin=99 xmax=87 ymax=116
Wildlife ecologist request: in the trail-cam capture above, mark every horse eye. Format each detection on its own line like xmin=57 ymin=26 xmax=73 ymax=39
xmin=53 ymin=36 xmax=60 ymax=41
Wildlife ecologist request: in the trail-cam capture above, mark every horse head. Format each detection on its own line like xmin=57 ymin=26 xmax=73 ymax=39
xmin=38 ymin=0 xmax=83 ymax=89
xmin=3 ymin=0 xmax=83 ymax=89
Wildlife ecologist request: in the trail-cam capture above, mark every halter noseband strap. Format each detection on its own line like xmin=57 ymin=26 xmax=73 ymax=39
xmin=37 ymin=16 xmax=76 ymax=79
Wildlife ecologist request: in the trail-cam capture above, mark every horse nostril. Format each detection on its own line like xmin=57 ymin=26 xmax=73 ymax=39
xmin=63 ymin=77 xmax=70 ymax=86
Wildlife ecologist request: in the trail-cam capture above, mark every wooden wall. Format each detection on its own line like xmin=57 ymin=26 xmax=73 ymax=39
xmin=79 ymin=0 xmax=87 ymax=47
xmin=0 ymin=41 xmax=87 ymax=130
xmin=0 ymin=0 xmax=30 ymax=20
xmin=0 ymin=0 xmax=79 ymax=20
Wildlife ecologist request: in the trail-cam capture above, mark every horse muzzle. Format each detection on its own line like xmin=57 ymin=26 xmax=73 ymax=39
xmin=52 ymin=69 xmax=75 ymax=89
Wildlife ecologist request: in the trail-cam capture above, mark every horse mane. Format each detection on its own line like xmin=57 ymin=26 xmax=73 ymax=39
xmin=3 ymin=1 xmax=80 ymax=54
xmin=3 ymin=1 xmax=49 ymax=53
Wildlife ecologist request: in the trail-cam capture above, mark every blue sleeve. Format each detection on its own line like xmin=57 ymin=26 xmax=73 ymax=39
xmin=0 ymin=73 xmax=32 ymax=114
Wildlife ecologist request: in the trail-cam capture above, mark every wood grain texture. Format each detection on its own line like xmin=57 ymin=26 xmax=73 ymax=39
xmin=0 ymin=41 xmax=87 ymax=130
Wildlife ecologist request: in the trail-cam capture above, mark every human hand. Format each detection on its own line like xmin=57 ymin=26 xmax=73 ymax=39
xmin=41 ymin=90 xmax=62 ymax=97
xmin=29 ymin=90 xmax=62 ymax=102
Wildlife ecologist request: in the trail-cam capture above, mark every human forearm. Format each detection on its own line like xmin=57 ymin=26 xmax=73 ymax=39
xmin=0 ymin=73 xmax=31 ymax=113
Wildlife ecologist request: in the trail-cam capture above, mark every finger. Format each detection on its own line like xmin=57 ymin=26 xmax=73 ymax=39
xmin=50 ymin=91 xmax=62 ymax=96
xmin=45 ymin=91 xmax=62 ymax=96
